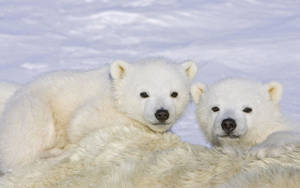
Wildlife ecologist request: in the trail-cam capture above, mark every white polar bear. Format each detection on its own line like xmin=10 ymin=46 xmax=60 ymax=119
xmin=1 ymin=119 xmax=300 ymax=188
xmin=0 ymin=82 xmax=19 ymax=115
xmin=191 ymin=79 xmax=300 ymax=158
xmin=0 ymin=59 xmax=197 ymax=172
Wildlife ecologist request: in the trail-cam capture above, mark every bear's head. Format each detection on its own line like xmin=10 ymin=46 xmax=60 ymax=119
xmin=191 ymin=79 xmax=283 ymax=147
xmin=110 ymin=59 xmax=197 ymax=132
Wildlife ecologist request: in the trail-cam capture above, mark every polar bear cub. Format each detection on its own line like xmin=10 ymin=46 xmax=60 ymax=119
xmin=0 ymin=59 xmax=197 ymax=172
xmin=0 ymin=82 xmax=19 ymax=115
xmin=191 ymin=79 xmax=300 ymax=158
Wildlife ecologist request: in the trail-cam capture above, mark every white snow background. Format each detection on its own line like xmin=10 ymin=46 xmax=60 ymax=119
xmin=0 ymin=0 xmax=300 ymax=145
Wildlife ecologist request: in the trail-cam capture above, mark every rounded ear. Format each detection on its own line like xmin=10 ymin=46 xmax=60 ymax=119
xmin=181 ymin=61 xmax=198 ymax=80
xmin=110 ymin=60 xmax=129 ymax=80
xmin=191 ymin=83 xmax=206 ymax=104
xmin=264 ymin=81 xmax=283 ymax=103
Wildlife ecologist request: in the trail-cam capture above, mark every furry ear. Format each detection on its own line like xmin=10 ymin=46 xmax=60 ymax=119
xmin=191 ymin=83 xmax=206 ymax=104
xmin=265 ymin=81 xmax=283 ymax=103
xmin=182 ymin=61 xmax=198 ymax=80
xmin=110 ymin=60 xmax=129 ymax=80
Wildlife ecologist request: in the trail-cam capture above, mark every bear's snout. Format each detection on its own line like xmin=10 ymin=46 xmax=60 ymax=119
xmin=155 ymin=109 xmax=169 ymax=122
xmin=221 ymin=118 xmax=236 ymax=134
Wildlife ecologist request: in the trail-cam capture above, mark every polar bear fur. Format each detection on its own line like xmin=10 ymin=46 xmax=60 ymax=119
xmin=1 ymin=121 xmax=300 ymax=188
xmin=0 ymin=82 xmax=19 ymax=115
xmin=191 ymin=79 xmax=300 ymax=158
xmin=219 ymin=165 xmax=300 ymax=188
xmin=0 ymin=59 xmax=197 ymax=172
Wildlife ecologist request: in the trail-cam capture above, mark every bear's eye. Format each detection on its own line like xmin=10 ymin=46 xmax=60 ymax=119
xmin=243 ymin=107 xmax=252 ymax=113
xmin=140 ymin=92 xmax=149 ymax=98
xmin=170 ymin=92 xmax=178 ymax=98
xmin=211 ymin=106 xmax=220 ymax=112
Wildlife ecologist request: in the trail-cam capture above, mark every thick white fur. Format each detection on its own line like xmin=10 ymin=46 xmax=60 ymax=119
xmin=0 ymin=82 xmax=19 ymax=115
xmin=0 ymin=59 xmax=197 ymax=172
xmin=191 ymin=79 xmax=300 ymax=158
xmin=1 ymin=121 xmax=300 ymax=187
xmin=219 ymin=165 xmax=300 ymax=188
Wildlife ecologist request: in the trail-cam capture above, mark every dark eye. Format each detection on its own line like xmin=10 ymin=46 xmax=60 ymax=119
xmin=211 ymin=106 xmax=220 ymax=112
xmin=243 ymin=107 xmax=252 ymax=113
xmin=140 ymin=92 xmax=149 ymax=98
xmin=170 ymin=92 xmax=178 ymax=98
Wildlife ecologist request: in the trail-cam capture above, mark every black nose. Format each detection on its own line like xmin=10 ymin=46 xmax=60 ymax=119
xmin=155 ymin=109 xmax=169 ymax=122
xmin=221 ymin=118 xmax=236 ymax=134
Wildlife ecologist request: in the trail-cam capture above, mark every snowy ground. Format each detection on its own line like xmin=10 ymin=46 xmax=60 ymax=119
xmin=0 ymin=0 xmax=300 ymax=145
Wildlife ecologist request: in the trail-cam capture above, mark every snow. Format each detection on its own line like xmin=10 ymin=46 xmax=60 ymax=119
xmin=0 ymin=0 xmax=300 ymax=145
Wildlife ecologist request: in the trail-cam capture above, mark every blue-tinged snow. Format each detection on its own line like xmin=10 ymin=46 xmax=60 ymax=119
xmin=0 ymin=0 xmax=300 ymax=145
